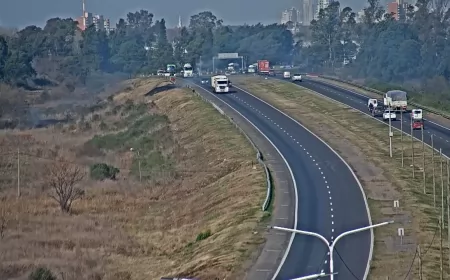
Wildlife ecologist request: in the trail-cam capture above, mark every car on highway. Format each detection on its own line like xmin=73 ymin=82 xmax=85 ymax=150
xmin=200 ymin=78 xmax=209 ymax=84
xmin=383 ymin=109 xmax=397 ymax=121
xmin=292 ymin=73 xmax=302 ymax=82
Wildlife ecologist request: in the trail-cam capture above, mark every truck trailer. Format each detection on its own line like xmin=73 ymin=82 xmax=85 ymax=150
xmin=384 ymin=90 xmax=407 ymax=112
xmin=257 ymin=60 xmax=270 ymax=75
xmin=211 ymin=75 xmax=229 ymax=93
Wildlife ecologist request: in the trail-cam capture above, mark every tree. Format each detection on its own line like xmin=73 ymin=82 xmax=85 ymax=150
xmin=0 ymin=36 xmax=7 ymax=80
xmin=90 ymin=163 xmax=120 ymax=181
xmin=151 ymin=19 xmax=174 ymax=69
xmin=310 ymin=2 xmax=342 ymax=68
xmin=46 ymin=160 xmax=85 ymax=213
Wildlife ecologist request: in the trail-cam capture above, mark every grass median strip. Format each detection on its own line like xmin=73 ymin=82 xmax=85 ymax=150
xmin=233 ymin=75 xmax=449 ymax=279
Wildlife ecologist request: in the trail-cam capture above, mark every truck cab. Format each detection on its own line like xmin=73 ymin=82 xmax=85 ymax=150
xmin=211 ymin=75 xmax=229 ymax=93
xmin=411 ymin=109 xmax=424 ymax=130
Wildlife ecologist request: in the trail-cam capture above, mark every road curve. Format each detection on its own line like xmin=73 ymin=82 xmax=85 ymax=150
xmin=191 ymin=79 xmax=372 ymax=280
xmin=300 ymin=78 xmax=450 ymax=157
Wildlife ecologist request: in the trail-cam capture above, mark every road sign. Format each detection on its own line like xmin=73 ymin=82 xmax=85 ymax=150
xmin=217 ymin=53 xmax=239 ymax=59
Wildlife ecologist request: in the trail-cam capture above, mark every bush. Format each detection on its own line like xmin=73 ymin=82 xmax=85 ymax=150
xmin=196 ymin=229 xmax=212 ymax=242
xmin=29 ymin=267 xmax=56 ymax=280
xmin=90 ymin=163 xmax=120 ymax=181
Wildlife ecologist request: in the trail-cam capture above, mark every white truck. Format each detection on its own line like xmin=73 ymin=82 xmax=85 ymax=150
xmin=248 ymin=64 xmax=257 ymax=73
xmin=383 ymin=109 xmax=397 ymax=121
xmin=183 ymin=63 xmax=193 ymax=78
xmin=384 ymin=90 xmax=407 ymax=112
xmin=283 ymin=71 xmax=291 ymax=79
xmin=211 ymin=75 xmax=229 ymax=93
xmin=367 ymin=98 xmax=384 ymax=116
xmin=411 ymin=109 xmax=424 ymax=130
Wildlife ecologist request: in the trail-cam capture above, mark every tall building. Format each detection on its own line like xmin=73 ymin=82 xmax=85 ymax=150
xmin=76 ymin=0 xmax=112 ymax=33
xmin=387 ymin=0 xmax=409 ymax=21
xmin=315 ymin=0 xmax=334 ymax=19
xmin=281 ymin=7 xmax=300 ymax=24
xmin=177 ymin=15 xmax=183 ymax=28
xmin=356 ymin=10 xmax=365 ymax=23
xmin=301 ymin=0 xmax=315 ymax=25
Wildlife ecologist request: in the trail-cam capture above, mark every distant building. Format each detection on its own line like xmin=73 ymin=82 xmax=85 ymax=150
xmin=76 ymin=0 xmax=112 ymax=33
xmin=281 ymin=7 xmax=300 ymax=24
xmin=315 ymin=0 xmax=331 ymax=19
xmin=301 ymin=0 xmax=315 ymax=26
xmin=387 ymin=0 xmax=409 ymax=21
xmin=356 ymin=10 xmax=365 ymax=23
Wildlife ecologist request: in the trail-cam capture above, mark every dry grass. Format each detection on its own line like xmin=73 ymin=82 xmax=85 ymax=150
xmin=0 ymin=78 xmax=266 ymax=280
xmin=233 ymin=76 xmax=450 ymax=279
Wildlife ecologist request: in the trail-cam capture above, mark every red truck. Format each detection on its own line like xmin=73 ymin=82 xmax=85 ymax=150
xmin=257 ymin=60 xmax=270 ymax=75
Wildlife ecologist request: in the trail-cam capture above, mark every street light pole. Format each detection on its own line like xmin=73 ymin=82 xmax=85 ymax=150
xmin=271 ymin=221 xmax=394 ymax=280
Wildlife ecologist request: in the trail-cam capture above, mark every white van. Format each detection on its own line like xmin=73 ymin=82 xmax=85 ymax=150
xmin=283 ymin=71 xmax=291 ymax=79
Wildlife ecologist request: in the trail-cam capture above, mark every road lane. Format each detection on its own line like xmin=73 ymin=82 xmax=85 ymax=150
xmin=302 ymin=78 xmax=450 ymax=156
xmin=191 ymin=79 xmax=372 ymax=280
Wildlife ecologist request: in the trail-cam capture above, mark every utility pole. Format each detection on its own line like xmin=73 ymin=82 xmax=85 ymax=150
xmin=433 ymin=135 xmax=436 ymax=208
xmin=440 ymin=217 xmax=444 ymax=280
xmin=401 ymin=111 xmax=404 ymax=167
xmin=422 ymin=124 xmax=426 ymax=194
xmin=418 ymin=245 xmax=423 ymax=280
xmin=389 ymin=109 xmax=393 ymax=158
xmin=447 ymin=159 xmax=450 ymax=265
xmin=17 ymin=147 xmax=20 ymax=198
xmin=441 ymin=149 xmax=445 ymax=231
xmin=411 ymin=116 xmax=415 ymax=178
xmin=138 ymin=150 xmax=142 ymax=182
xmin=130 ymin=148 xmax=142 ymax=182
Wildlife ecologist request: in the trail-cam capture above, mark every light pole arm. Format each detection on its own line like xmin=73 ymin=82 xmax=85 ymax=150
xmin=291 ymin=272 xmax=337 ymax=280
xmin=332 ymin=221 xmax=394 ymax=248
xmin=271 ymin=226 xmax=330 ymax=247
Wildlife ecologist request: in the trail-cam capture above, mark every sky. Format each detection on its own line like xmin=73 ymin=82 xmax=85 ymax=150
xmin=0 ymin=0 xmax=368 ymax=29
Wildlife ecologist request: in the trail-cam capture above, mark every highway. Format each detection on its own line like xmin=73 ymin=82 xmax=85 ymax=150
xmin=300 ymin=78 xmax=450 ymax=157
xmin=191 ymin=79 xmax=371 ymax=280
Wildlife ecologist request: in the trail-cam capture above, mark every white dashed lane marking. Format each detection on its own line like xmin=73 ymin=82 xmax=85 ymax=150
xmin=230 ymin=93 xmax=334 ymax=269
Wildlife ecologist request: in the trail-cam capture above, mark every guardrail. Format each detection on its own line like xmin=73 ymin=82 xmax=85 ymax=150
xmin=184 ymin=85 xmax=273 ymax=211
xmin=319 ymin=75 xmax=450 ymax=120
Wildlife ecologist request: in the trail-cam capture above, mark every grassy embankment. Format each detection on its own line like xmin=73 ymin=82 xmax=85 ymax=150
xmin=0 ymin=78 xmax=266 ymax=280
xmin=233 ymin=75 xmax=449 ymax=279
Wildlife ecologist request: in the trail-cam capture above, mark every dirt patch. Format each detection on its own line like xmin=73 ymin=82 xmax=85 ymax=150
xmin=234 ymin=76 xmax=448 ymax=279
xmin=0 ymin=79 xmax=266 ymax=280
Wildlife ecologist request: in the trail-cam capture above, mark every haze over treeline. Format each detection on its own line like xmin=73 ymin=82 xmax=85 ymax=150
xmin=0 ymin=0 xmax=449 ymax=109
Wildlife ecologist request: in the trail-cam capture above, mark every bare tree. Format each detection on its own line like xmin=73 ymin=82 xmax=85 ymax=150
xmin=47 ymin=160 xmax=85 ymax=213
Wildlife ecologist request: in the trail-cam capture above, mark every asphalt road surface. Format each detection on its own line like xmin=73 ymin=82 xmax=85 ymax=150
xmin=191 ymin=78 xmax=371 ymax=280
xmin=298 ymin=77 xmax=450 ymax=157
